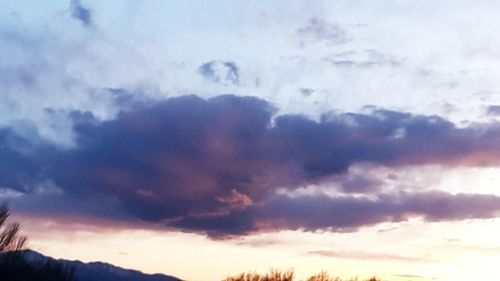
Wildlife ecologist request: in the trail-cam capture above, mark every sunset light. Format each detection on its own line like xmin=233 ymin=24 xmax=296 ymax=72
xmin=1 ymin=1 xmax=500 ymax=281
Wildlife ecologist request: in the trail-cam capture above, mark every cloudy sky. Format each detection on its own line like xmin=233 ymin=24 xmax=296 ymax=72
xmin=2 ymin=1 xmax=500 ymax=280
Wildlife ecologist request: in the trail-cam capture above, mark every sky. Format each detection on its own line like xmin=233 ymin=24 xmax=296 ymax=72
xmin=2 ymin=1 xmax=500 ymax=280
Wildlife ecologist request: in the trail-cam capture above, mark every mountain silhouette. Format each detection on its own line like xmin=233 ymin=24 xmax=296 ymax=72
xmin=22 ymin=250 xmax=182 ymax=281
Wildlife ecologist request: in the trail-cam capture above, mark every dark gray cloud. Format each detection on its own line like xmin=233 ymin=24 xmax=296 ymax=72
xmin=0 ymin=128 xmax=56 ymax=192
xmin=70 ymin=0 xmax=93 ymax=27
xmin=4 ymin=94 xmax=500 ymax=237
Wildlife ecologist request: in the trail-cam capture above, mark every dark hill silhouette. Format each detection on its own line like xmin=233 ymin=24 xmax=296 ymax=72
xmin=22 ymin=250 xmax=182 ymax=281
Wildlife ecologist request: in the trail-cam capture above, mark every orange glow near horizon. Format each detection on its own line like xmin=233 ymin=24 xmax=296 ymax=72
xmin=13 ymin=213 xmax=500 ymax=281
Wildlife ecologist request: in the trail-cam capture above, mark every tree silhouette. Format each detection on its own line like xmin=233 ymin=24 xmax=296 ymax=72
xmin=223 ymin=269 xmax=380 ymax=281
xmin=0 ymin=203 xmax=75 ymax=281
xmin=223 ymin=268 xmax=295 ymax=281
xmin=0 ymin=204 xmax=27 ymax=253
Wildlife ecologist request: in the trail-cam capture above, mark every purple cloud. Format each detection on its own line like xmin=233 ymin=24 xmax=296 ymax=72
xmin=259 ymin=191 xmax=500 ymax=233
xmin=340 ymin=174 xmax=383 ymax=193
xmin=4 ymin=94 xmax=500 ymax=237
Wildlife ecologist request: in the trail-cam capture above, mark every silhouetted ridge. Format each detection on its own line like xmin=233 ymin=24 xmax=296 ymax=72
xmin=16 ymin=250 xmax=182 ymax=281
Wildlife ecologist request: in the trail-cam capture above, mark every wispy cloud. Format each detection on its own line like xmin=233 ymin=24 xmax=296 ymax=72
xmin=70 ymin=0 xmax=93 ymax=27
xmin=392 ymin=273 xmax=438 ymax=280
xmin=486 ymin=105 xmax=500 ymax=116
xmin=198 ymin=61 xmax=240 ymax=85
xmin=297 ymin=18 xmax=351 ymax=45
xmin=308 ymin=249 xmax=433 ymax=263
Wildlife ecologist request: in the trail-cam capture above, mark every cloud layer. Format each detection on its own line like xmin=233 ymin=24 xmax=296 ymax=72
xmin=3 ymin=94 xmax=500 ymax=237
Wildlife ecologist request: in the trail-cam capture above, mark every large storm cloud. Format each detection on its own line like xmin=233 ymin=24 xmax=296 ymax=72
xmin=3 ymin=94 xmax=500 ymax=237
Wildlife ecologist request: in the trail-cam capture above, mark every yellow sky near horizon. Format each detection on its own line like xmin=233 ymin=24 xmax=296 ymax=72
xmin=16 ymin=215 xmax=500 ymax=281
